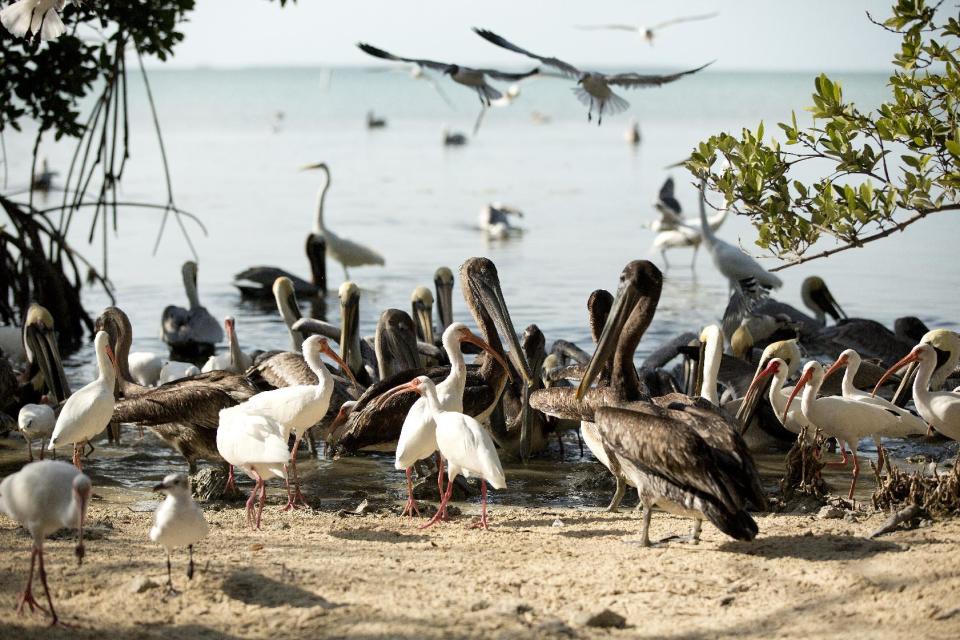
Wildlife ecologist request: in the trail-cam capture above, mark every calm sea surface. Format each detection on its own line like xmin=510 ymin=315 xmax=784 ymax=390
xmin=2 ymin=67 xmax=957 ymax=500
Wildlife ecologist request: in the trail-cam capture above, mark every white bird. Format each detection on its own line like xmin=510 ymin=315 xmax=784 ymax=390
xmin=698 ymin=182 xmax=782 ymax=293
xmin=201 ymin=316 xmax=252 ymax=374
xmin=216 ymin=409 xmax=288 ymax=530
xmin=1 ymin=0 xmax=68 ymax=42
xmin=394 ymin=323 xmax=509 ymax=519
xmin=386 ymin=375 xmax=506 ymax=530
xmin=161 ymin=261 xmax=224 ymax=356
xmin=0 ymin=324 xmax=27 ymax=363
xmin=48 ymin=330 xmax=116 ymax=469
xmin=149 ymin=473 xmax=209 ymax=595
xmin=650 ymin=177 xmax=729 ymax=268
xmin=228 ymin=335 xmax=356 ymax=510
xmin=625 ymin=117 xmax=641 ymax=145
xmin=473 ymin=28 xmax=712 ymax=125
xmin=128 ymin=351 xmax=163 ymax=386
xmin=874 ymin=344 xmax=960 ymax=441
xmin=0 ymin=460 xmax=92 ymax=626
xmin=576 ymin=12 xmax=719 ymax=45
xmin=18 ymin=401 xmax=55 ymax=461
xmin=479 ymin=202 xmax=523 ymax=240
xmin=302 ymin=162 xmax=385 ymax=280
xmin=158 ymin=360 xmax=201 ymax=384
xmin=744 ymin=357 xmax=815 ymax=438
xmin=824 ymin=348 xmax=928 ymax=466
xmin=785 ymin=361 xmax=925 ymax=499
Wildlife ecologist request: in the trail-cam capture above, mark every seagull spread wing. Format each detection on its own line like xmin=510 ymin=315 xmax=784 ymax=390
xmin=575 ymin=24 xmax=639 ymax=32
xmin=651 ymin=12 xmax=719 ymax=32
xmin=606 ymin=60 xmax=714 ymax=88
xmin=357 ymin=43 xmax=451 ymax=73
xmin=474 ymin=66 xmax=540 ymax=81
xmin=472 ymin=28 xmax=581 ymax=79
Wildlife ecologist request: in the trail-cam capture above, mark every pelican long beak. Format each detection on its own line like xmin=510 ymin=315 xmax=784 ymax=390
xmin=783 ymin=368 xmax=813 ymax=423
xmin=693 ymin=338 xmax=707 ymax=398
xmin=813 ymin=285 xmax=847 ymax=322
xmin=873 ymin=350 xmax=920 ymax=396
xmin=412 ymin=300 xmax=435 ymax=346
xmin=323 ymin=343 xmax=361 ymax=389
xmin=340 ymin=293 xmax=361 ymax=376
xmin=434 ymin=276 xmax=454 ymax=333
xmin=576 ymin=281 xmax=640 ymax=400
xmin=890 ymin=361 xmax=917 ymax=407
xmin=461 ymin=330 xmax=513 ymax=383
xmin=737 ymin=361 xmax=778 ymax=433
xmin=25 ymin=323 xmax=71 ymax=404
xmin=822 ymin=355 xmax=848 ymax=382
xmin=475 ymin=271 xmax=534 ymax=386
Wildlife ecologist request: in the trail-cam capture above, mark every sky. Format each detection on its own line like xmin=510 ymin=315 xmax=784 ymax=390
xmin=159 ymin=0 xmax=903 ymax=72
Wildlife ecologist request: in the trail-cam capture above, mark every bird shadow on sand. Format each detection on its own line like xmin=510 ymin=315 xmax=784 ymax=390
xmin=558 ymin=528 xmax=636 ymax=539
xmin=719 ymin=534 xmax=902 ymax=561
xmin=327 ymin=528 xmax=429 ymax=544
xmin=222 ymin=570 xmax=339 ymax=609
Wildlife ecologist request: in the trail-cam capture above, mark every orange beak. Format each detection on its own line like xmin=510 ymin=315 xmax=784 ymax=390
xmin=379 ymin=378 xmax=423 ymax=404
xmin=872 ymin=350 xmax=919 ymax=396
xmin=105 ymin=344 xmax=118 ymax=368
xmin=822 ymin=355 xmax=848 ymax=382
xmin=460 ymin=329 xmax=513 ymax=383
xmin=323 ymin=343 xmax=361 ymax=389
xmin=783 ymin=368 xmax=813 ymax=423
xmin=745 ymin=360 xmax=779 ymax=403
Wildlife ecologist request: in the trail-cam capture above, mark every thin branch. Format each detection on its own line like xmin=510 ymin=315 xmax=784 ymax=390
xmin=31 ymin=200 xmax=209 ymax=235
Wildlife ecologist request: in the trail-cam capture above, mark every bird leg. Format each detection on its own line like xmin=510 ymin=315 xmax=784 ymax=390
xmin=420 ymin=473 xmax=455 ymax=530
xmin=256 ymin=475 xmax=268 ymax=530
xmin=607 ymin=474 xmax=627 ymax=512
xmin=342 ymin=265 xmax=350 ymax=281
xmin=36 ymin=546 xmax=65 ymax=627
xmin=400 ymin=467 xmax=421 ymax=517
xmin=26 ymin=439 xmax=34 ymax=463
xmin=661 ymin=250 xmax=671 ymax=270
xmin=163 ymin=551 xmax=179 ymax=598
xmin=281 ymin=464 xmax=296 ymax=512
xmin=187 ymin=545 xmax=195 ymax=580
xmin=245 ymin=475 xmax=260 ymax=529
xmin=576 ymin=429 xmax=584 ymax=458
xmin=288 ymin=435 xmax=310 ymax=508
xmin=556 ymin=430 xmax=565 ymax=457
xmin=469 ymin=479 xmax=492 ymax=530
xmin=691 ymin=244 xmax=699 ymax=268
xmin=436 ymin=453 xmax=449 ymax=521
xmin=85 ymin=442 xmax=95 ymax=458
xmin=71 ymin=444 xmax=82 ymax=471
xmin=225 ymin=465 xmax=238 ymax=495
xmin=824 ymin=441 xmax=850 ymax=469
xmin=639 ymin=506 xmax=652 ymax=547
xmin=847 ymin=449 xmax=860 ymax=501
xmin=16 ymin=547 xmax=48 ymax=616
xmin=691 ymin=518 xmax=702 ymax=543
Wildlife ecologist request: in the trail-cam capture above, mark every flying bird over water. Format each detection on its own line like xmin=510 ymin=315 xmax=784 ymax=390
xmin=356 ymin=42 xmax=539 ymax=108
xmin=576 ymin=12 xmax=719 ymax=45
xmin=472 ymin=28 xmax=713 ymax=124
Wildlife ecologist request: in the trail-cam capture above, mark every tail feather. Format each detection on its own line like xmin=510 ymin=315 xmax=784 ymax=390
xmin=479 ymin=83 xmax=502 ymax=104
xmin=704 ymin=503 xmax=758 ymax=541
xmin=604 ymin=90 xmax=631 ymax=116
xmin=572 ymin=86 xmax=593 ymax=108
xmin=1 ymin=0 xmax=37 ymax=38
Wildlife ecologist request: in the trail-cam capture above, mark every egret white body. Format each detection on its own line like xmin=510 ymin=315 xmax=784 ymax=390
xmin=128 ymin=351 xmax=163 ymax=386
xmin=149 ymin=473 xmax=209 ymax=593
xmin=1 ymin=0 xmax=68 ymax=42
xmin=0 ymin=460 xmax=91 ymax=625
xmin=18 ymin=402 xmax=55 ymax=461
xmin=48 ymin=331 xmax=116 ymax=469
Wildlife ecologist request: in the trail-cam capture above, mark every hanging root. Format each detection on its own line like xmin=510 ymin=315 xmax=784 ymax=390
xmin=779 ymin=426 xmax=827 ymax=500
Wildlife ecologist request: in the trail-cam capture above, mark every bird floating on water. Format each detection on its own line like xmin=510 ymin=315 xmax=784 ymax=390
xmin=161 ymin=261 xmax=224 ymax=359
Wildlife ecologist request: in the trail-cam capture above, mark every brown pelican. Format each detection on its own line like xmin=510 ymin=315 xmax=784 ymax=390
xmin=97 ymin=307 xmax=257 ymax=478
xmin=375 ymin=309 xmax=422 ymax=380
xmin=21 ymin=303 xmax=71 ymax=405
xmin=328 ymin=257 xmax=534 ymax=452
xmin=434 ymin=267 xmax=455 ymax=334
xmin=161 ymin=261 xmax=223 ymax=359
xmin=473 ymin=28 xmax=712 ymax=124
xmin=302 ymin=162 xmax=385 ymax=279
xmin=576 ymin=12 xmax=719 ymax=45
xmin=410 ymin=286 xmax=435 ymax=345
xmin=233 ymin=235 xmax=326 ymax=299
xmin=753 ymin=276 xmax=846 ymax=332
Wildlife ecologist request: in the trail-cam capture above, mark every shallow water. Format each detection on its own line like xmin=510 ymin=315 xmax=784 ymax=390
xmin=2 ymin=68 xmax=958 ymax=502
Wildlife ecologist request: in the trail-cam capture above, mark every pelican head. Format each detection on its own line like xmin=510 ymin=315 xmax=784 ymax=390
xmin=758 ymin=339 xmax=801 ymax=378
xmin=339 ymin=281 xmax=362 ymax=376
xmin=301 ymin=161 xmax=329 ymax=173
xmin=587 ymin=289 xmax=614 ymax=343
xmin=410 ymin=286 xmax=435 ymax=345
xmin=375 ymin=309 xmax=421 ymax=379
xmin=434 ymin=267 xmax=455 ymax=331
xmin=800 ymin=276 xmax=846 ymax=324
xmin=577 ymin=260 xmax=662 ymax=400
xmin=738 ymin=356 xmax=788 ymax=431
xmin=460 ymin=257 xmax=534 ymax=386
xmin=95 ymin=306 xmax=134 ymax=386
xmin=736 ymin=338 xmax=801 ymax=430
xmin=23 ymin=303 xmax=70 ymax=404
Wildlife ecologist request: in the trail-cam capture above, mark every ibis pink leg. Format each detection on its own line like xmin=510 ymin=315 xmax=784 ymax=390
xmin=400 ymin=467 xmax=421 ymax=517
xmin=36 ymin=545 xmax=64 ymax=626
xmin=16 ymin=546 xmax=48 ymax=616
xmin=255 ymin=474 xmax=268 ymax=530
xmin=420 ymin=473 xmax=455 ymax=530
xmin=436 ymin=453 xmax=450 ymax=522
xmin=289 ymin=435 xmax=309 ymax=508
xmin=225 ymin=465 xmax=238 ymax=495
xmin=470 ymin=480 xmax=491 ymax=530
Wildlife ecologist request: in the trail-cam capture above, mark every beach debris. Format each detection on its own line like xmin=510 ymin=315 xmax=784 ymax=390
xmin=576 ymin=608 xmax=626 ymax=629
xmin=817 ymin=505 xmax=845 ymax=520
xmin=869 ymin=504 xmax=923 ymax=539
xmin=127 ymin=575 xmax=159 ymax=594
xmin=872 ymin=458 xmax=960 ymax=517
xmin=494 ymin=599 xmax=533 ymax=616
xmin=779 ymin=427 xmax=827 ymax=500
xmin=552 ymin=518 xmax=565 ymax=527
xmin=191 ymin=466 xmax=230 ymax=502
xmin=536 ymin=617 xmax=577 ymax=637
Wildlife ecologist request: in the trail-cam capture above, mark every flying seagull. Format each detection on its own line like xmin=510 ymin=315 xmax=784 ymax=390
xmin=576 ymin=12 xmax=719 ymax=45
xmin=356 ymin=43 xmax=539 ymax=107
xmin=472 ymin=28 xmax=713 ymax=124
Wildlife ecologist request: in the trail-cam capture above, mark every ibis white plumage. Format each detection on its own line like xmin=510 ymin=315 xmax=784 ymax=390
xmin=874 ymin=344 xmax=960 ymax=441
xmin=18 ymin=401 xmax=55 ymax=461
xmin=0 ymin=460 xmax=92 ymax=626
xmin=201 ymin=316 xmax=253 ymax=374
xmin=149 ymin=473 xmax=209 ymax=595
xmin=48 ymin=330 xmax=116 ymax=469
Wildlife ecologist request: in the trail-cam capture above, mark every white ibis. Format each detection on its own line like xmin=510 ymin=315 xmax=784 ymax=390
xmin=216 ymin=409 xmax=288 ymax=530
xmin=473 ymin=28 xmax=712 ymax=125
xmin=874 ymin=344 xmax=960 ymax=441
xmin=394 ymin=323 xmax=509 ymax=518
xmin=229 ymin=335 xmax=357 ymax=509
xmin=0 ymin=460 xmax=92 ymax=626
xmin=386 ymin=376 xmax=505 ymax=530
xmin=149 ymin=473 xmax=209 ymax=595
xmin=201 ymin=316 xmax=253 ymax=373
xmin=48 ymin=330 xmax=116 ymax=469
xmin=18 ymin=401 xmax=55 ymax=461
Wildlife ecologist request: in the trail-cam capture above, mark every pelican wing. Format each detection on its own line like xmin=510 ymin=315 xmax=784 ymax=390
xmin=356 ymin=43 xmax=451 ymax=72
xmin=651 ymin=12 xmax=719 ymax=31
xmin=656 ymin=176 xmax=682 ymax=216
xmin=472 ymin=28 xmax=581 ymax=78
xmin=607 ymin=61 xmax=714 ymax=89
xmin=114 ymin=371 xmax=256 ymax=429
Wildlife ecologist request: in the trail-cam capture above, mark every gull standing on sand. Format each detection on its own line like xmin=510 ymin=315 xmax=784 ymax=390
xmin=149 ymin=473 xmax=209 ymax=595
xmin=0 ymin=460 xmax=92 ymax=626
xmin=576 ymin=12 xmax=719 ymax=45
xmin=1 ymin=0 xmax=70 ymax=42
xmin=18 ymin=400 xmax=55 ymax=461
xmin=473 ymin=28 xmax=712 ymax=124
xmin=48 ymin=331 xmax=116 ymax=469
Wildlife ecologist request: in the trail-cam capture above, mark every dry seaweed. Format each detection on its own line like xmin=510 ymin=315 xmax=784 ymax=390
xmin=872 ymin=457 xmax=960 ymax=518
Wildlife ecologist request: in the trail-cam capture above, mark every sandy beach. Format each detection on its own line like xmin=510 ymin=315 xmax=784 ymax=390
xmin=2 ymin=486 xmax=959 ymax=640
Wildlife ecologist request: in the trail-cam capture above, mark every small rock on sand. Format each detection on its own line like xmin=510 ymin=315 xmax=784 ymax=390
xmin=818 ymin=505 xmax=845 ymax=519
xmin=576 ymin=608 xmax=626 ymax=628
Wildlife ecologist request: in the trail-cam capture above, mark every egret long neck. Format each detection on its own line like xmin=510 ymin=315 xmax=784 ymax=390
xmin=707 ymin=206 xmax=728 ymax=231
xmin=700 ymin=334 xmax=722 ymax=406
xmin=312 ymin=170 xmax=331 ymax=235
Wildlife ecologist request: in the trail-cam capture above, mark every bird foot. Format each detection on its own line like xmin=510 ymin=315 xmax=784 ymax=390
xmin=469 ymin=515 xmax=492 ymax=530
xmin=16 ymin=589 xmax=49 ymax=616
xmin=161 ymin=586 xmax=181 ymax=601
xmin=418 ymin=509 xmax=446 ymax=530
xmin=400 ymin=497 xmax=421 ymax=518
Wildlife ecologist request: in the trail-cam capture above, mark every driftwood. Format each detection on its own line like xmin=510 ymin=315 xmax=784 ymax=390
xmin=872 ymin=457 xmax=960 ymax=517
xmin=869 ymin=504 xmax=923 ymax=539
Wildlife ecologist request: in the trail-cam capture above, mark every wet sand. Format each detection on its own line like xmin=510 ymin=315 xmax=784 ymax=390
xmin=2 ymin=485 xmax=959 ymax=639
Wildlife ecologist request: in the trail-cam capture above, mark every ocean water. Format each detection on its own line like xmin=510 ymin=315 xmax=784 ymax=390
xmin=2 ymin=67 xmax=958 ymax=497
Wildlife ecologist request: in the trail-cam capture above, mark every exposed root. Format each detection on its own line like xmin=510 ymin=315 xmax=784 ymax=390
xmin=872 ymin=457 xmax=960 ymax=518
xmin=779 ymin=426 xmax=827 ymax=500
